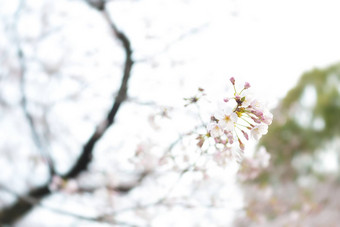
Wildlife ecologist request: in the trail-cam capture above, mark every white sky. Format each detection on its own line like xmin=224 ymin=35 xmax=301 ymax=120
xmin=1 ymin=0 xmax=340 ymax=226
xmin=108 ymin=0 xmax=340 ymax=109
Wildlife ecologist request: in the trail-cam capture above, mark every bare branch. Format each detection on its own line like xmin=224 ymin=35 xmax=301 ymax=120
xmin=0 ymin=185 xmax=142 ymax=227
xmin=136 ymin=22 xmax=210 ymax=63
xmin=13 ymin=0 xmax=56 ymax=176
xmin=63 ymin=0 xmax=134 ymax=179
xmin=76 ymin=170 xmax=151 ymax=194
xmin=0 ymin=185 xmax=50 ymax=224
xmin=18 ymin=44 xmax=56 ymax=177
xmin=0 ymin=1 xmax=135 ymax=224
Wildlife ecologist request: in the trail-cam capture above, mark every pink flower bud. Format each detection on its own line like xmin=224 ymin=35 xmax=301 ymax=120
xmin=235 ymin=95 xmax=242 ymax=104
xmin=227 ymin=132 xmax=234 ymax=144
xmin=238 ymin=138 xmax=245 ymax=151
xmin=228 ymin=137 xmax=234 ymax=144
xmin=241 ymin=130 xmax=249 ymax=140
xmin=251 ymin=109 xmax=263 ymax=118
xmin=244 ymin=82 xmax=251 ymax=89
xmin=251 ymin=116 xmax=261 ymax=124
xmin=224 ymin=98 xmax=230 ymax=103
xmin=230 ymin=77 xmax=235 ymax=85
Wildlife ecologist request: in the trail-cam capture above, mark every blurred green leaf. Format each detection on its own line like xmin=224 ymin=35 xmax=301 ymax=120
xmin=259 ymin=62 xmax=340 ymax=181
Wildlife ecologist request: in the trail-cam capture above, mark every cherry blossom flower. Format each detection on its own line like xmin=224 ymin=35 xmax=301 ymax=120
xmin=49 ymin=175 xmax=64 ymax=191
xmin=48 ymin=175 xmax=79 ymax=194
xmin=261 ymin=111 xmax=273 ymax=125
xmin=213 ymin=148 xmax=233 ymax=167
xmin=238 ymin=147 xmax=270 ymax=181
xmin=241 ymin=93 xmax=254 ymax=108
xmin=249 ymin=99 xmax=265 ymax=113
xmin=193 ymin=76 xmax=273 ymax=166
xmin=250 ymin=124 xmax=268 ymax=140
xmin=208 ymin=122 xmax=224 ymax=138
xmin=215 ymin=109 xmax=238 ymax=131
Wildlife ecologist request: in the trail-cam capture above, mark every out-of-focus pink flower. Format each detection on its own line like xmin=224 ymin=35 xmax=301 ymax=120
xmin=64 ymin=179 xmax=79 ymax=194
xmin=237 ymin=146 xmax=270 ymax=181
xmin=49 ymin=175 xmax=63 ymax=191
xmin=256 ymin=146 xmax=270 ymax=168
xmin=226 ymin=131 xmax=234 ymax=144
xmin=213 ymin=147 xmax=233 ymax=167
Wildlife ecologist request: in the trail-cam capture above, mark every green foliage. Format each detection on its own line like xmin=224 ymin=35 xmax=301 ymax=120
xmin=259 ymin=62 xmax=340 ymax=180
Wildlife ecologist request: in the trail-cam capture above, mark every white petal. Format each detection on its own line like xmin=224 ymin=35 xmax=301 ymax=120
xmin=214 ymin=111 xmax=224 ymax=120
xmin=230 ymin=112 xmax=238 ymax=122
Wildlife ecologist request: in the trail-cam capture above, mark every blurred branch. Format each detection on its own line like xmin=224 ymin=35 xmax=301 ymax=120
xmin=0 ymin=185 xmax=142 ymax=227
xmin=0 ymin=185 xmax=50 ymax=224
xmin=77 ymin=170 xmax=150 ymax=194
xmin=63 ymin=0 xmax=134 ymax=179
xmin=100 ymin=196 xmax=228 ymax=221
xmin=0 ymin=1 xmax=134 ymax=224
xmin=127 ymin=96 xmax=169 ymax=107
xmin=136 ymin=22 xmax=210 ymax=63
xmin=17 ymin=45 xmax=56 ymax=177
xmin=13 ymin=0 xmax=56 ymax=175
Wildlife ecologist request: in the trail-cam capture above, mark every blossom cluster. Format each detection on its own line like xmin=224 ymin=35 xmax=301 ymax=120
xmin=49 ymin=175 xmax=79 ymax=194
xmin=198 ymin=77 xmax=273 ymax=162
xmin=238 ymin=146 xmax=271 ymax=181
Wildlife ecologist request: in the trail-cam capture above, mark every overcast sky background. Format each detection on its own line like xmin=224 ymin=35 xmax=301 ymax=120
xmin=1 ymin=0 xmax=340 ymax=226
xmin=106 ymin=0 xmax=340 ymax=108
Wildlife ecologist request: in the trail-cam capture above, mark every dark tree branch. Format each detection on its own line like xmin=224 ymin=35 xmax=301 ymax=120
xmin=63 ymin=1 xmax=134 ymax=179
xmin=0 ymin=185 xmax=142 ymax=227
xmin=0 ymin=1 xmax=134 ymax=224
xmin=0 ymin=185 xmax=50 ymax=224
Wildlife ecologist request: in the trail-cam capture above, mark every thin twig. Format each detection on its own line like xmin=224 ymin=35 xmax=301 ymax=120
xmin=13 ymin=0 xmax=56 ymax=176
xmin=0 ymin=184 xmax=141 ymax=227
xmin=136 ymin=22 xmax=210 ymax=63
